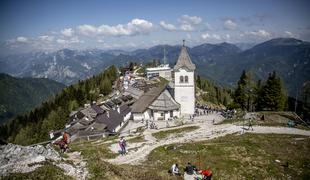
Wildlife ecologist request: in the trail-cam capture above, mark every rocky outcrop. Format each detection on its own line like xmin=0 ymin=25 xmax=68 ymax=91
xmin=0 ymin=143 xmax=89 ymax=179
xmin=0 ymin=143 xmax=61 ymax=176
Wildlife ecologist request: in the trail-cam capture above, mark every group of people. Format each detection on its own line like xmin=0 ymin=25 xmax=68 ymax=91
xmin=196 ymin=104 xmax=236 ymax=119
xmin=169 ymin=162 xmax=212 ymax=180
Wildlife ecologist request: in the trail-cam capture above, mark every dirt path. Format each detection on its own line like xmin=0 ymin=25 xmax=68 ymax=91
xmin=106 ymin=115 xmax=310 ymax=165
xmin=59 ymin=151 xmax=89 ymax=180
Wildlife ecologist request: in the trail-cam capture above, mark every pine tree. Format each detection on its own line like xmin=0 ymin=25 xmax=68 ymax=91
xmin=196 ymin=75 xmax=202 ymax=89
xmin=100 ymin=76 xmax=112 ymax=95
xmin=234 ymin=70 xmax=250 ymax=110
xmin=258 ymin=71 xmax=287 ymax=111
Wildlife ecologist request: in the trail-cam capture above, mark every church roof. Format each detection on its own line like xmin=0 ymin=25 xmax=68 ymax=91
xmin=148 ymin=89 xmax=180 ymax=111
xmin=174 ymin=44 xmax=196 ymax=71
xmin=131 ymin=84 xmax=167 ymax=113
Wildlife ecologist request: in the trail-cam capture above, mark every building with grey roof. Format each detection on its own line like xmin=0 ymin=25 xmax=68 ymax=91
xmin=131 ymin=83 xmax=180 ymax=121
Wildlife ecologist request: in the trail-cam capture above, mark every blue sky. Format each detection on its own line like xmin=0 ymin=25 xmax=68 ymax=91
xmin=1 ymin=0 xmax=309 ymax=53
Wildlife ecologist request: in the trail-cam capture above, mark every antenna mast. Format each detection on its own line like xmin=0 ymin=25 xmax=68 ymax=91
xmin=163 ymin=46 xmax=167 ymax=64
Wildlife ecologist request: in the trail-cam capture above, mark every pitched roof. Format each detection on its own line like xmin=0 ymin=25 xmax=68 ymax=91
xmin=95 ymin=109 xmax=124 ymax=132
xmin=85 ymin=122 xmax=107 ymax=132
xmin=131 ymin=84 xmax=167 ymax=113
xmin=174 ymin=46 xmax=196 ymax=71
xmin=123 ymin=86 xmax=144 ymax=99
xmin=148 ymin=89 xmax=180 ymax=111
xmin=91 ymin=104 xmax=105 ymax=114
xmin=120 ymin=104 xmax=131 ymax=116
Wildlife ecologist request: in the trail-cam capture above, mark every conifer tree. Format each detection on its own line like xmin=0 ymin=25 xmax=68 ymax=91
xmin=257 ymin=71 xmax=286 ymax=110
xmin=234 ymin=70 xmax=251 ymax=110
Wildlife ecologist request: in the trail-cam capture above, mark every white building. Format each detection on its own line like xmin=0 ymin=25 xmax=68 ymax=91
xmin=130 ymin=40 xmax=196 ymax=121
xmin=146 ymin=47 xmax=172 ymax=81
xmin=146 ymin=64 xmax=172 ymax=81
xmin=173 ymin=40 xmax=196 ymax=115
xmin=131 ymin=84 xmax=180 ymax=121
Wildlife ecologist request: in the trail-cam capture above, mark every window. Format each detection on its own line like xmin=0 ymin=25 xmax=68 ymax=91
xmin=185 ymin=76 xmax=188 ymax=83
xmin=179 ymin=76 xmax=184 ymax=83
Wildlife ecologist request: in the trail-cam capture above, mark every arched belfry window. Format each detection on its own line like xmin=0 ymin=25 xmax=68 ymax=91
xmin=185 ymin=76 xmax=188 ymax=83
xmin=180 ymin=76 xmax=184 ymax=83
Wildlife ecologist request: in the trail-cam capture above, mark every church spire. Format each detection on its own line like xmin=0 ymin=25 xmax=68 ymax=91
xmin=174 ymin=40 xmax=196 ymax=71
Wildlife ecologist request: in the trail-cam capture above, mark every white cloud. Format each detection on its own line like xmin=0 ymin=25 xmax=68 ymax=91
xmin=16 ymin=36 xmax=28 ymax=43
xmin=212 ymin=34 xmax=221 ymax=40
xmin=201 ymin=33 xmax=210 ymax=39
xmin=38 ymin=35 xmax=54 ymax=42
xmin=201 ymin=33 xmax=222 ymax=40
xmin=78 ymin=24 xmax=98 ymax=36
xmin=78 ymin=18 xmax=154 ymax=37
xmin=61 ymin=28 xmax=74 ymax=37
xmin=284 ymin=31 xmax=299 ymax=38
xmin=56 ymin=39 xmax=67 ymax=44
xmin=178 ymin=15 xmax=202 ymax=25
xmin=224 ymin=20 xmax=237 ymax=30
xmin=247 ymin=29 xmax=271 ymax=38
xmin=159 ymin=21 xmax=177 ymax=31
xmin=285 ymin=31 xmax=293 ymax=36
xmin=180 ymin=24 xmax=193 ymax=31
xmin=97 ymin=39 xmax=104 ymax=43
xmin=56 ymin=36 xmax=81 ymax=44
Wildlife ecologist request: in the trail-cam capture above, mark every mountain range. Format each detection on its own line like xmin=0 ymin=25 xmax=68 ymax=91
xmin=0 ymin=74 xmax=65 ymax=124
xmin=0 ymin=38 xmax=309 ymax=96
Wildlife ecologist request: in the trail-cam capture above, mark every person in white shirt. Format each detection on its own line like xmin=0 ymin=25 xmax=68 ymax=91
xmin=171 ymin=163 xmax=180 ymax=176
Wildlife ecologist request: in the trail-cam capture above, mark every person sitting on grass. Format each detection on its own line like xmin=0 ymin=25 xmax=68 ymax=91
xmin=170 ymin=163 xmax=181 ymax=176
xmin=199 ymin=169 xmax=213 ymax=180
xmin=184 ymin=162 xmax=194 ymax=175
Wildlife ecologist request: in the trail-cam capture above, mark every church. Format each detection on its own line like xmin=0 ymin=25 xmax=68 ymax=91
xmin=131 ymin=40 xmax=196 ymax=121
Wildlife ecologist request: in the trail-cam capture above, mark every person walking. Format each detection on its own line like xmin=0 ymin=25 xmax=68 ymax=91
xmin=248 ymin=119 xmax=253 ymax=131
xmin=119 ymin=137 xmax=127 ymax=155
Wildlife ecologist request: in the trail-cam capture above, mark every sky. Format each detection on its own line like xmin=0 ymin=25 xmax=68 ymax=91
xmin=0 ymin=0 xmax=309 ymax=54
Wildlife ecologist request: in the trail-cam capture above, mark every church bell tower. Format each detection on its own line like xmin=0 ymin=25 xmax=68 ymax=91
xmin=174 ymin=40 xmax=196 ymax=115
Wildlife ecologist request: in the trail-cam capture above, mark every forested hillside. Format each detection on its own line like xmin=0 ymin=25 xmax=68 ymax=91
xmin=0 ymin=66 xmax=118 ymax=145
xmin=0 ymin=74 xmax=65 ymax=124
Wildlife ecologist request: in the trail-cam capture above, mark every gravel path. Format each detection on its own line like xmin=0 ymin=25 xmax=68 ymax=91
xmin=106 ymin=114 xmax=310 ymax=165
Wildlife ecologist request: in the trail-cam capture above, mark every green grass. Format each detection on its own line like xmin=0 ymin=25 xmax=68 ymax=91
xmin=70 ymin=139 xmax=168 ymax=179
xmin=70 ymin=139 xmax=119 ymax=179
xmin=219 ymin=111 xmax=310 ymax=130
xmin=127 ymin=135 xmax=146 ymax=143
xmin=2 ymin=164 xmax=72 ymax=180
xmin=145 ymin=133 xmax=310 ymax=179
xmin=152 ymin=126 xmax=200 ymax=140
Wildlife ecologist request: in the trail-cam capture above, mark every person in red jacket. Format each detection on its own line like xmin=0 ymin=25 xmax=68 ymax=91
xmin=63 ymin=131 xmax=69 ymax=144
xmin=199 ymin=169 xmax=212 ymax=180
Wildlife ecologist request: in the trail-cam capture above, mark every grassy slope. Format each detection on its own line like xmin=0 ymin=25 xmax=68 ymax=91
xmin=152 ymin=126 xmax=199 ymax=140
xmin=4 ymin=133 xmax=309 ymax=179
xmin=2 ymin=164 xmax=72 ymax=180
xmin=147 ymin=134 xmax=310 ymax=179
xmin=220 ymin=111 xmax=310 ymax=130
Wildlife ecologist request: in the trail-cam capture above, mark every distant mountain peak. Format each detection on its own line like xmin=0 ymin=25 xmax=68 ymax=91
xmin=259 ymin=38 xmax=305 ymax=47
